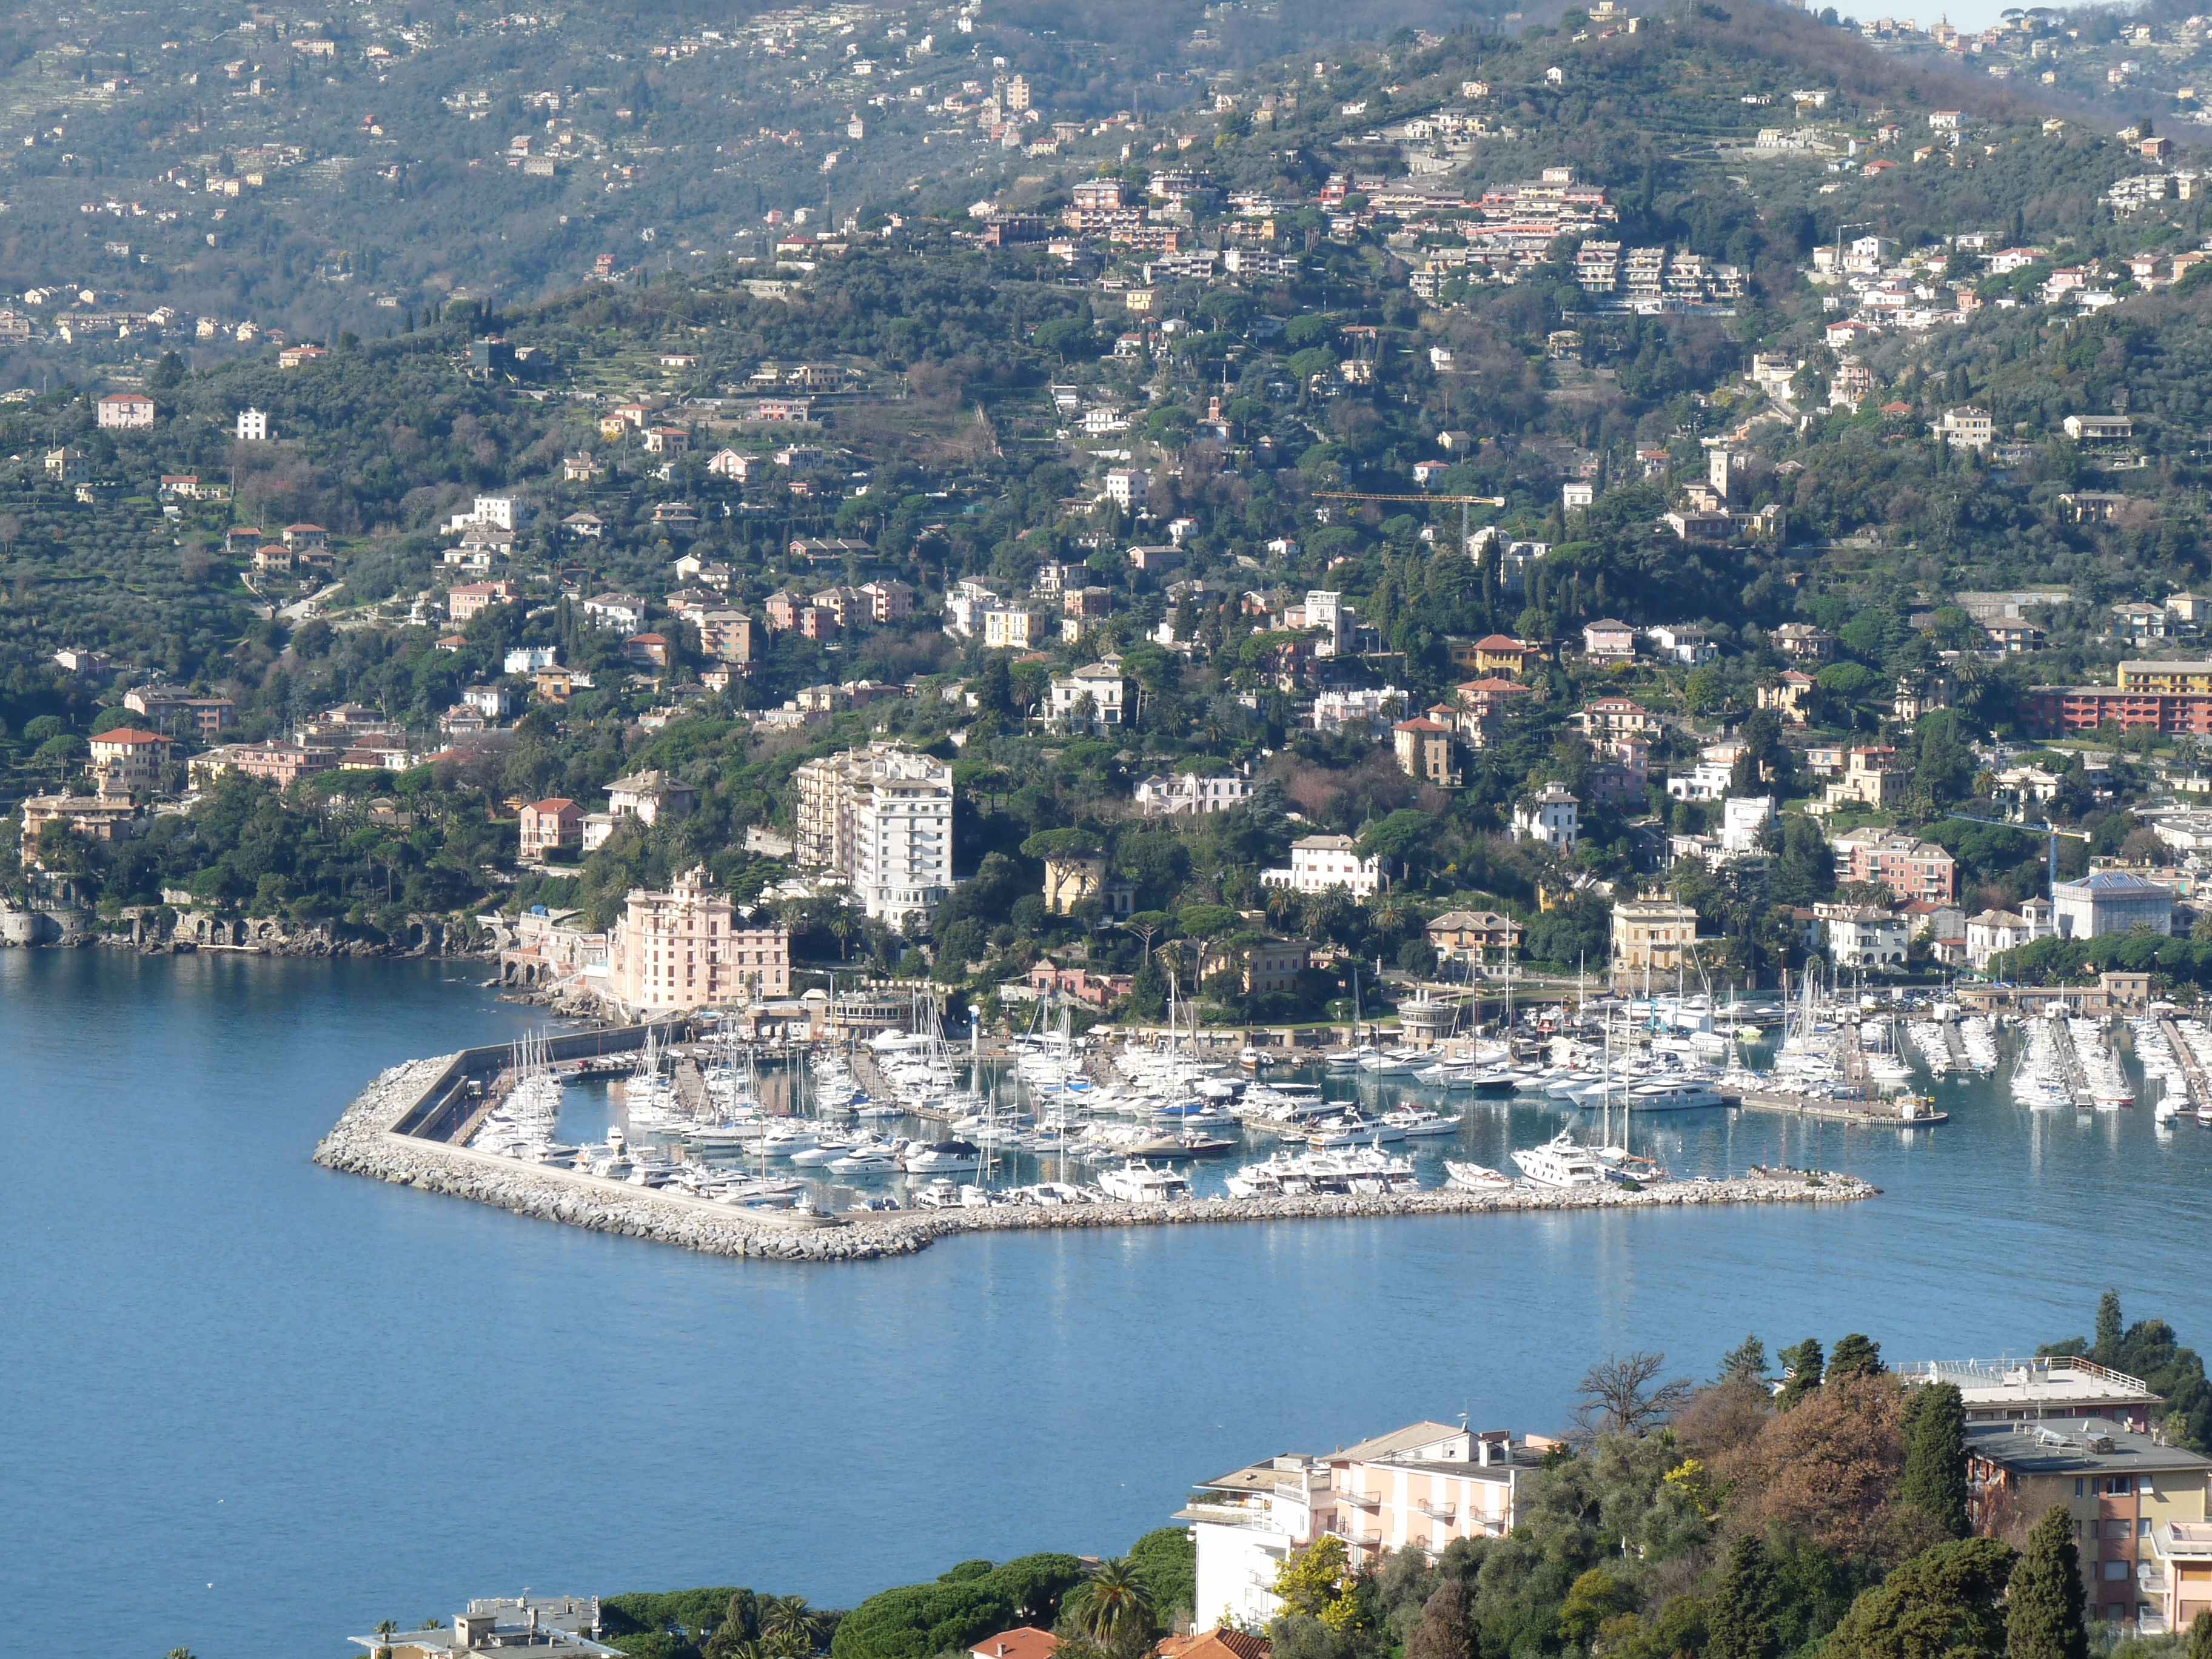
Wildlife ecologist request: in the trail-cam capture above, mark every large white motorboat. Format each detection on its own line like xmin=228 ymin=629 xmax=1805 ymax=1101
xmin=1511 ymin=1133 xmax=1611 ymax=1188
xmin=1097 ymin=1159 xmax=1193 ymax=1204
xmin=1624 ymin=1079 xmax=1727 ymax=1111
xmin=1382 ymin=1107 xmax=1463 ymax=1138
xmin=899 ymin=1139 xmax=982 ymax=1173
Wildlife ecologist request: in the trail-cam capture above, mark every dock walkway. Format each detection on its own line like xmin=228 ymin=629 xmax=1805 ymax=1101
xmin=2162 ymin=1018 xmax=2211 ymax=1110
xmin=1732 ymin=1090 xmax=1948 ymax=1128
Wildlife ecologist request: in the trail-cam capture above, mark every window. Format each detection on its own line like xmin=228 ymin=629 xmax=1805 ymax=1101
xmin=2141 ymin=1519 xmax=2154 ymax=1539
xmin=2077 ymin=1479 xmax=2088 ymax=1498
xmin=2110 ymin=1476 xmax=2135 ymax=1496
xmin=2106 ymin=1562 xmax=2132 ymax=1581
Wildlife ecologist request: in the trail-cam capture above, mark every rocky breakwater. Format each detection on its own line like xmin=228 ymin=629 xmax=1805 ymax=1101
xmin=314 ymin=1057 xmax=920 ymax=1262
xmin=317 ymin=1053 xmax=1880 ymax=1266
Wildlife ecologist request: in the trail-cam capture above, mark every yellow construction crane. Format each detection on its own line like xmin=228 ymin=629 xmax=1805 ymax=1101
xmin=1315 ymin=490 xmax=1507 ymax=552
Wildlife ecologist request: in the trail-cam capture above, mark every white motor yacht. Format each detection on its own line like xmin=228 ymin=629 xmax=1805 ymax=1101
xmin=1511 ymin=1133 xmax=1610 ymax=1188
xmin=1098 ymin=1159 xmax=1193 ymax=1204
xmin=828 ymin=1140 xmax=904 ymax=1176
xmin=900 ymin=1139 xmax=983 ymax=1173
xmin=1624 ymin=1079 xmax=1727 ymax=1111
xmin=1382 ymin=1107 xmax=1463 ymax=1138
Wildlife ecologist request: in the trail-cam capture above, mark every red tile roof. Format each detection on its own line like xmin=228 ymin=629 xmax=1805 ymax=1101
xmin=1158 ymin=1633 xmax=1272 ymax=1659
xmin=971 ymin=1629 xmax=1061 ymax=1659
xmin=92 ymin=728 xmax=169 ymax=746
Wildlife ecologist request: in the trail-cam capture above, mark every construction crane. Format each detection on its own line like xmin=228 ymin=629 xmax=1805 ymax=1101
xmin=1939 ymin=811 xmax=2091 ymax=898
xmin=1315 ymin=491 xmax=1508 ymax=554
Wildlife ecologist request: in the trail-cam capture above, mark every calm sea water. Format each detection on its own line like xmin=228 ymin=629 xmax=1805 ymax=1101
xmin=10 ymin=951 xmax=2212 ymax=1659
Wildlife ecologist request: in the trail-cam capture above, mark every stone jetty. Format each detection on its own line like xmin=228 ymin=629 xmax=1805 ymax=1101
xmin=315 ymin=1055 xmax=1881 ymax=1266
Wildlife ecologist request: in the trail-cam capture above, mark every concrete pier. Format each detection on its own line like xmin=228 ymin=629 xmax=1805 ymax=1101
xmin=316 ymin=1051 xmax=1883 ymax=1266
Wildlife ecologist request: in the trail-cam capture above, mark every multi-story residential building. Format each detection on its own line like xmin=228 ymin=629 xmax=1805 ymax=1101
xmin=1610 ymin=898 xmax=1700 ymax=978
xmin=583 ymin=593 xmax=649 ymax=632
xmin=1578 ymin=697 xmax=1658 ymax=740
xmin=1512 ymin=783 xmax=1580 ymax=851
xmin=448 ymin=580 xmax=518 ymax=623
xmin=235 ymin=406 xmax=270 ymax=441
xmin=2119 ymin=660 xmax=2212 ymax=695
xmin=1048 ymin=660 xmax=1128 ymax=732
xmin=1831 ymin=828 xmax=1959 ymax=903
xmin=96 ymin=392 xmax=155 ymax=429
xmin=793 ymin=744 xmax=956 ymax=930
xmin=87 ymin=727 xmax=172 ymax=797
xmin=1772 ymin=623 xmax=1836 ymax=661
xmin=1426 ymin=909 xmax=1523 ymax=972
xmin=1104 ymin=467 xmax=1148 ymax=512
xmin=1133 ymin=773 xmax=1252 ymax=816
xmin=1720 ymin=796 xmax=1775 ymax=855
xmin=1176 ymin=1423 xmax=1552 ymax=1630
xmin=1392 ymin=717 xmax=1458 ymax=786
xmin=19 ymin=782 xmax=139 ymax=869
xmin=1581 ymin=618 xmax=1636 ymax=660
xmin=982 ymin=604 xmax=1050 ymax=650
xmin=1812 ymin=902 xmax=1908 ymax=971
xmin=2053 ymin=872 xmax=2174 ymax=939
xmin=1966 ymin=1417 xmax=2212 ymax=1632
xmin=126 ymin=688 xmax=236 ymax=736
xmin=1197 ymin=936 xmax=1312 ymax=995
xmin=1966 ymin=903 xmax=2051 ymax=969
xmin=605 ymin=770 xmax=699 ymax=833
xmin=1931 ymin=404 xmax=1994 ymax=449
xmin=606 ymin=866 xmax=791 ymax=1013
xmin=519 ymin=797 xmax=583 ymax=860
xmin=696 ymin=609 xmax=756 ymax=666
xmin=187 ymin=742 xmax=333 ymax=789
xmin=1261 ymin=834 xmax=1381 ymax=897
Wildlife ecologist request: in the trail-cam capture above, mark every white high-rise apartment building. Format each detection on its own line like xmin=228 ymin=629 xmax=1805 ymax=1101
xmin=794 ymin=744 xmax=954 ymax=930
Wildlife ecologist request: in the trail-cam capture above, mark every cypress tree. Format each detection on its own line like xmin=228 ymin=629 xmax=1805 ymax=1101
xmin=2006 ymin=1506 xmax=2087 ymax=1659
xmin=2187 ymin=1609 xmax=2212 ymax=1659
xmin=1706 ymin=1535 xmax=1780 ymax=1659
xmin=1776 ymin=1339 xmax=1824 ymax=1408
xmin=1829 ymin=1333 xmax=1884 ymax=1382
xmin=1718 ymin=1334 xmax=1770 ymax=1389
xmin=1901 ymin=1382 xmax=1971 ymax=1538
xmin=2094 ymin=1290 xmax=2123 ymax=1361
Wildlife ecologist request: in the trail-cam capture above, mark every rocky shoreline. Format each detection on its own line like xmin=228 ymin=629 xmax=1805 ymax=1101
xmin=314 ymin=1054 xmax=1882 ymax=1266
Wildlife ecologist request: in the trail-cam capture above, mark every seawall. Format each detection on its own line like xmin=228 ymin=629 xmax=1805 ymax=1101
xmin=314 ymin=1053 xmax=1881 ymax=1266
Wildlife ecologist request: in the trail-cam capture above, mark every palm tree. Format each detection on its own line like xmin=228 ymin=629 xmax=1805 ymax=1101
xmin=761 ymin=1596 xmax=822 ymax=1649
xmin=1076 ymin=1558 xmax=1153 ymax=1647
xmin=372 ymin=1621 xmax=398 ymax=1659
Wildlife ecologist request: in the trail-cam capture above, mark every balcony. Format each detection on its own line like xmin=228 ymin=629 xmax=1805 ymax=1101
xmin=1416 ymin=1501 xmax=1458 ymax=1522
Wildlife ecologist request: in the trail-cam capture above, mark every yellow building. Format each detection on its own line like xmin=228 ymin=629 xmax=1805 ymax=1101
xmin=2118 ymin=660 xmax=2212 ymax=694
xmin=1609 ymin=899 xmax=1700 ymax=979
xmin=1967 ymin=1416 xmax=2212 ymax=1632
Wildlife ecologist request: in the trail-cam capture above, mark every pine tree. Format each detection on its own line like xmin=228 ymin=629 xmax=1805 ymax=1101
xmin=1706 ymin=1535 xmax=1780 ymax=1659
xmin=1829 ymin=1333 xmax=1884 ymax=1382
xmin=1718 ymin=1335 xmax=1769 ymax=1388
xmin=1776 ymin=1338 xmax=1823 ymax=1408
xmin=2095 ymin=1290 xmax=2123 ymax=1361
xmin=2006 ymin=1506 xmax=2088 ymax=1659
xmin=1900 ymin=1382 xmax=1970 ymax=1538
